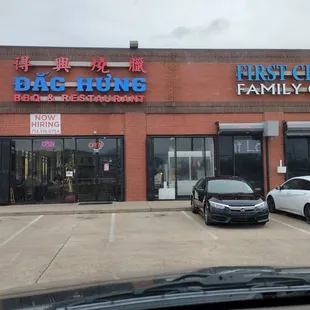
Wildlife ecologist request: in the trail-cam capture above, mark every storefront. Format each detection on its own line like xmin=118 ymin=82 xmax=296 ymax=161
xmin=0 ymin=136 xmax=124 ymax=204
xmin=1 ymin=47 xmax=310 ymax=204
xmin=146 ymin=128 xmax=264 ymax=201
xmin=284 ymin=121 xmax=310 ymax=179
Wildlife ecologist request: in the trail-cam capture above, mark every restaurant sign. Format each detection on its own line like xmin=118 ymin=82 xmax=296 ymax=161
xmin=13 ymin=56 xmax=147 ymax=103
xmin=236 ymin=64 xmax=310 ymax=95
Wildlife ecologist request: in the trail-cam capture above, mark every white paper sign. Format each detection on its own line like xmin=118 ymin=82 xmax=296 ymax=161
xmin=104 ymin=163 xmax=109 ymax=171
xmin=66 ymin=171 xmax=73 ymax=177
xmin=30 ymin=114 xmax=61 ymax=135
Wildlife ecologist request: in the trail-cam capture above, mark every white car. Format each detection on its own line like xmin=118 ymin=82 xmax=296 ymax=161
xmin=266 ymin=176 xmax=310 ymax=224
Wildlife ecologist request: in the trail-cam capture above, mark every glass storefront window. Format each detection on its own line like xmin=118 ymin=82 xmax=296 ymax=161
xmin=10 ymin=137 xmax=124 ymax=204
xmin=286 ymin=138 xmax=310 ymax=178
xmin=11 ymin=139 xmax=33 ymax=202
xmin=32 ymin=139 xmax=64 ymax=202
xmin=147 ymin=137 xmax=215 ymax=200
xmin=153 ymin=138 xmax=176 ymax=200
xmin=176 ymin=137 xmax=214 ymax=198
xmin=219 ymin=135 xmax=263 ymax=192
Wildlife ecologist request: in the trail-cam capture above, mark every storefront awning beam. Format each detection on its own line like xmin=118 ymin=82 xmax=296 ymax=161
xmin=286 ymin=121 xmax=310 ymax=136
xmin=217 ymin=122 xmax=264 ymax=134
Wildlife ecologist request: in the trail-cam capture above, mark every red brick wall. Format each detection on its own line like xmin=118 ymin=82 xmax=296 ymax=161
xmin=1 ymin=50 xmax=310 ymax=201
xmin=0 ymin=111 xmax=307 ymax=200
xmin=2 ymin=61 xmax=310 ymax=103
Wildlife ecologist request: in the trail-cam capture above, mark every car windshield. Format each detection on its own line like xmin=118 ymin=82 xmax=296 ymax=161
xmin=3 ymin=1 xmax=310 ymax=308
xmin=208 ymin=180 xmax=254 ymax=194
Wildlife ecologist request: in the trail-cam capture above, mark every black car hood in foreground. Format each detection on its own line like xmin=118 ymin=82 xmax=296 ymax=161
xmin=209 ymin=193 xmax=263 ymax=205
xmin=2 ymin=266 xmax=310 ymax=309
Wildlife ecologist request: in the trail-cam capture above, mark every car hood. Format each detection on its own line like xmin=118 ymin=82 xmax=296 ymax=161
xmin=210 ymin=194 xmax=262 ymax=206
xmin=2 ymin=266 xmax=310 ymax=306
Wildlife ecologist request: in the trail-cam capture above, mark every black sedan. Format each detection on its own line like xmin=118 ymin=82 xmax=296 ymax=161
xmin=190 ymin=176 xmax=269 ymax=226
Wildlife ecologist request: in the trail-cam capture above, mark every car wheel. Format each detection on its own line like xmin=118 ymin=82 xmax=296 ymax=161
xmin=267 ymin=196 xmax=277 ymax=213
xmin=304 ymin=204 xmax=310 ymax=224
xmin=190 ymin=196 xmax=199 ymax=214
xmin=204 ymin=206 xmax=213 ymax=226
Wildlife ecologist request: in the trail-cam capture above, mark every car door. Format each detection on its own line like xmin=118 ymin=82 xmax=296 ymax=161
xmin=193 ymin=178 xmax=206 ymax=211
xmin=288 ymin=179 xmax=310 ymax=216
xmin=274 ymin=179 xmax=299 ymax=211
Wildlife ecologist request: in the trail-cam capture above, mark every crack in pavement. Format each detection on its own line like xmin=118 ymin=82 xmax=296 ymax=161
xmin=34 ymin=220 xmax=80 ymax=284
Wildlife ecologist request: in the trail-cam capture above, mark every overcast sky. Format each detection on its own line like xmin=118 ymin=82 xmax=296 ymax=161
xmin=1 ymin=0 xmax=308 ymax=49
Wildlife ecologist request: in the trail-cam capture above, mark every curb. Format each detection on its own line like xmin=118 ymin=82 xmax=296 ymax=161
xmin=0 ymin=207 xmax=191 ymax=217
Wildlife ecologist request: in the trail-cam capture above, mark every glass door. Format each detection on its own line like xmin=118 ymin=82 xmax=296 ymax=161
xmin=146 ymin=136 xmax=215 ymax=200
xmin=176 ymin=137 xmax=215 ymax=199
xmin=219 ymin=135 xmax=264 ymax=193
xmin=76 ymin=137 xmax=123 ymax=202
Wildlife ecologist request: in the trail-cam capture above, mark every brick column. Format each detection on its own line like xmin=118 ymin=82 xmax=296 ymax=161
xmin=124 ymin=113 xmax=146 ymax=201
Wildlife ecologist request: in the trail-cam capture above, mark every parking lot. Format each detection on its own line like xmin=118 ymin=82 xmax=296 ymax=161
xmin=1 ymin=210 xmax=310 ymax=293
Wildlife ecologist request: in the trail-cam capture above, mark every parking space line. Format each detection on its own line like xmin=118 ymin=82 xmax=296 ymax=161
xmin=270 ymin=216 xmax=310 ymax=235
xmin=181 ymin=211 xmax=218 ymax=240
xmin=0 ymin=215 xmax=44 ymax=247
xmin=109 ymin=213 xmax=115 ymax=242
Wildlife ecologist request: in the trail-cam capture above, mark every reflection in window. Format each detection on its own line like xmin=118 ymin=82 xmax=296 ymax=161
xmin=208 ymin=179 xmax=253 ymax=194
xmin=148 ymin=137 xmax=215 ymax=200
xmin=176 ymin=137 xmax=214 ymax=197
xmin=219 ymin=136 xmax=263 ymax=193
xmin=286 ymin=138 xmax=310 ymax=178
xmin=11 ymin=139 xmax=33 ymax=202
xmin=32 ymin=139 xmax=64 ymax=202
xmin=153 ymin=138 xmax=175 ymax=200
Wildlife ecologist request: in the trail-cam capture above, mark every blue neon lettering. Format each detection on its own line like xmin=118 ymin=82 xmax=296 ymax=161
xmin=14 ymin=77 xmax=31 ymax=91
xmin=132 ymin=77 xmax=147 ymax=92
xmin=236 ymin=65 xmax=248 ymax=81
xmin=266 ymin=65 xmax=277 ymax=81
xmin=76 ymin=77 xmax=93 ymax=92
xmin=96 ymin=75 xmax=111 ymax=92
xmin=113 ymin=77 xmax=130 ymax=92
xmin=275 ymin=65 xmax=287 ymax=81
xmin=253 ymin=65 xmax=266 ymax=81
xmin=292 ymin=64 xmax=304 ymax=81
xmin=304 ymin=65 xmax=310 ymax=81
xmin=50 ymin=77 xmax=65 ymax=92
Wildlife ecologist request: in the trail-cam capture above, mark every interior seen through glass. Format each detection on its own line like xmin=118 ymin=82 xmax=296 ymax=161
xmin=11 ymin=137 xmax=124 ymax=203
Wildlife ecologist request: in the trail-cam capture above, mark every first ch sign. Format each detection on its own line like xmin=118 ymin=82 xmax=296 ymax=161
xmin=30 ymin=114 xmax=61 ymax=135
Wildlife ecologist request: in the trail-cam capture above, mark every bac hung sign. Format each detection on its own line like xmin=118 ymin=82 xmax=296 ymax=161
xmin=30 ymin=114 xmax=61 ymax=135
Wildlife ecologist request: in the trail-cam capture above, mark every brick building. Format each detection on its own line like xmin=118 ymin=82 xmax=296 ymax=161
xmin=0 ymin=46 xmax=309 ymax=204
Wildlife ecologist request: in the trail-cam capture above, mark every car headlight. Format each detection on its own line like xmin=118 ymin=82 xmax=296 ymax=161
xmin=255 ymin=201 xmax=267 ymax=209
xmin=209 ymin=201 xmax=229 ymax=209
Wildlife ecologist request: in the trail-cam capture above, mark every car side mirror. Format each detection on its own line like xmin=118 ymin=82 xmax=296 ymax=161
xmin=275 ymin=186 xmax=281 ymax=190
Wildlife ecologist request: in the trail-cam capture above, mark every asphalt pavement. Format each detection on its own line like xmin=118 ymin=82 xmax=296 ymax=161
xmin=1 ymin=208 xmax=310 ymax=295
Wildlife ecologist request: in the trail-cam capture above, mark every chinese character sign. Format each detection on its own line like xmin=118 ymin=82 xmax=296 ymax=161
xmin=53 ymin=57 xmax=71 ymax=73
xmin=13 ymin=55 xmax=148 ymax=103
xmin=13 ymin=56 xmax=32 ymax=72
xmin=129 ymin=57 xmax=146 ymax=73
xmin=91 ymin=57 xmax=110 ymax=73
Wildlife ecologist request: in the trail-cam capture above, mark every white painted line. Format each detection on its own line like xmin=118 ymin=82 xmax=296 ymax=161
xmin=181 ymin=211 xmax=218 ymax=240
xmin=0 ymin=215 xmax=44 ymax=247
xmin=37 ymin=95 xmax=143 ymax=102
xmin=109 ymin=213 xmax=115 ymax=242
xmin=30 ymin=61 xmax=130 ymax=67
xmin=29 ymin=82 xmax=132 ymax=87
xmin=270 ymin=217 xmax=310 ymax=235
xmin=241 ymin=70 xmax=304 ymax=77
xmin=239 ymin=87 xmax=308 ymax=93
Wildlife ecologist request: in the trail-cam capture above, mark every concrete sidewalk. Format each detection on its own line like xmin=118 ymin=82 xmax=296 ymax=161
xmin=0 ymin=201 xmax=191 ymax=216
